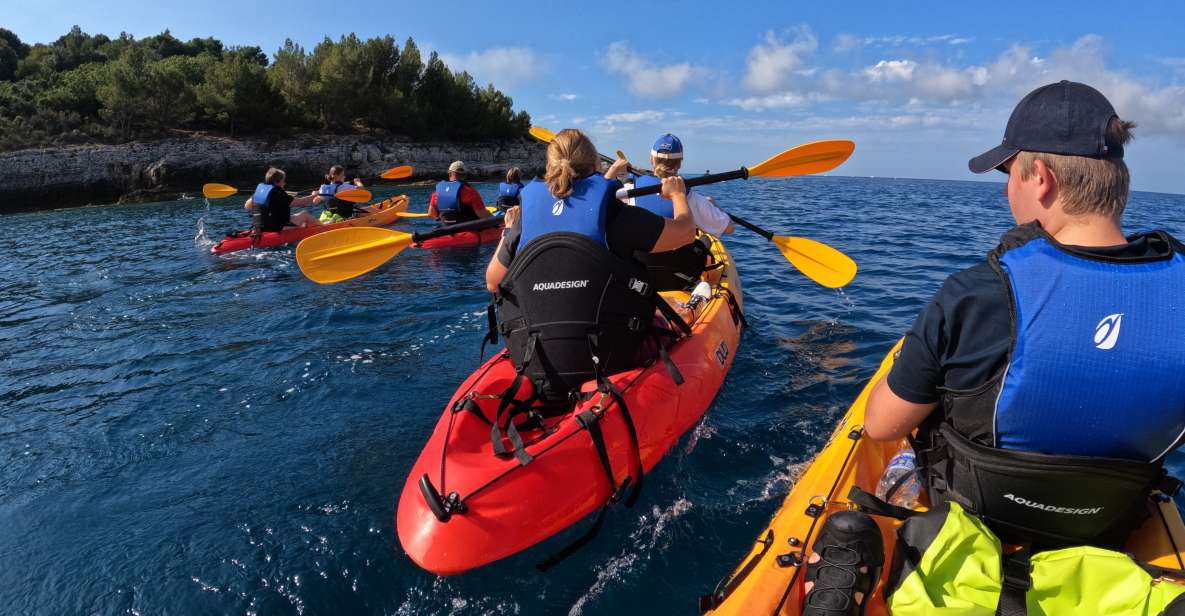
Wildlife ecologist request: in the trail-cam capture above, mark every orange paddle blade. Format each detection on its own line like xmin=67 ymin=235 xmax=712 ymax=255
xmin=529 ymin=126 xmax=556 ymax=143
xmin=296 ymin=227 xmax=414 ymax=284
xmin=202 ymin=183 xmax=238 ymax=199
xmin=395 ymin=211 xmax=432 ymax=218
xmin=334 ymin=188 xmax=373 ymax=204
xmin=748 ymin=140 xmax=856 ymax=177
xmin=381 ymin=165 xmax=414 ymax=180
xmin=772 ymin=235 xmax=858 ymax=288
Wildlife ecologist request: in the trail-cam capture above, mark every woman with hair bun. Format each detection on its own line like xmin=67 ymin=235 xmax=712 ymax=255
xmin=483 ymin=128 xmax=696 ymax=401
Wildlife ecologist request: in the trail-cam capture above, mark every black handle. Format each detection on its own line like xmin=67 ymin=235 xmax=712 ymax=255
xmin=615 ymin=167 xmax=750 ymax=200
xmin=412 ymin=214 xmax=503 ymax=243
xmin=727 ymin=214 xmax=774 ymax=241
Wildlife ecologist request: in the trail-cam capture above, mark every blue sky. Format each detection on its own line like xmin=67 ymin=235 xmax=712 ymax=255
xmin=7 ymin=0 xmax=1185 ymax=193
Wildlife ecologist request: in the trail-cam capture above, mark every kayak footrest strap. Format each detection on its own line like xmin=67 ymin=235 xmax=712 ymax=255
xmin=419 ymin=474 xmax=466 ymax=523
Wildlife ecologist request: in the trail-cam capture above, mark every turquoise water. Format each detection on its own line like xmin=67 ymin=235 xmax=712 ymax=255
xmin=2 ymin=178 xmax=1183 ymax=614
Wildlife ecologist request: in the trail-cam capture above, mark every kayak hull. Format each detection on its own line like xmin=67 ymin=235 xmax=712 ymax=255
xmin=397 ymin=235 xmax=744 ymax=575
xmin=210 ymin=195 xmax=409 ymax=254
xmin=704 ymin=341 xmax=1185 ymax=615
xmin=412 ymin=223 xmax=503 ymax=249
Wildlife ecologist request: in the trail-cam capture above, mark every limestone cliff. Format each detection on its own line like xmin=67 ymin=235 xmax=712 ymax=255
xmin=0 ymin=134 xmax=546 ymax=212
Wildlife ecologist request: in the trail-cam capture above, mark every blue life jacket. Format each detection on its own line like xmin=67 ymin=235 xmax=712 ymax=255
xmin=252 ymin=183 xmax=273 ymax=207
xmin=498 ymin=182 xmax=523 ymax=200
xmin=435 ymin=180 xmax=463 ymax=216
xmin=631 ymin=174 xmax=690 ymax=218
xmin=318 ymin=181 xmax=346 ymax=197
xmin=518 ymin=175 xmax=613 ymax=249
xmin=993 ymin=232 xmax=1185 ymax=461
xmin=319 ymin=181 xmax=354 ymax=217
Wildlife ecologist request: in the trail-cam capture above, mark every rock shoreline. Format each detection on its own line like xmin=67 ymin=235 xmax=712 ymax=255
xmin=0 ymin=134 xmax=546 ymax=212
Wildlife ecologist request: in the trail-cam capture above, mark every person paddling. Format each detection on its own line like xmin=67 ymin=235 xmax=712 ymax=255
xmin=620 ymin=134 xmax=734 ymax=290
xmin=483 ymin=128 xmax=696 ymax=402
xmin=799 ymin=81 xmax=1185 ymax=615
xmin=243 ymin=167 xmax=319 ymax=233
xmin=430 ymin=161 xmax=490 ymax=224
xmin=314 ymin=165 xmax=364 ymax=223
xmin=496 ymin=167 xmax=525 ymax=211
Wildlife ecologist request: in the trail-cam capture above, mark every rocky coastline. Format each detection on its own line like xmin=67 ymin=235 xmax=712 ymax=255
xmin=0 ymin=134 xmax=546 ymax=212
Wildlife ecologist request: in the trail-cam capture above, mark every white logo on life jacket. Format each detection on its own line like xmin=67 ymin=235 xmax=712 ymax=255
xmin=627 ymin=278 xmax=650 ymax=295
xmin=551 ymin=200 xmax=565 ymax=216
xmin=1003 ymin=493 xmax=1103 ymax=515
xmin=532 ymin=280 xmax=589 ymax=291
xmin=1093 ymin=313 xmax=1123 ymax=350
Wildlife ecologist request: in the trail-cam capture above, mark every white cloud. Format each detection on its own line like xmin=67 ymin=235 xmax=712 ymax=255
xmin=864 ymin=59 xmax=917 ymax=82
xmin=603 ymin=110 xmax=669 ymax=123
xmin=549 ymin=93 xmax=579 ymax=101
xmin=439 ymin=47 xmax=543 ymax=87
xmin=742 ymin=27 xmax=818 ymax=93
xmin=725 ymin=92 xmax=814 ymax=112
xmin=603 ymin=41 xmax=701 ymax=98
xmin=833 ymin=33 xmax=974 ymax=51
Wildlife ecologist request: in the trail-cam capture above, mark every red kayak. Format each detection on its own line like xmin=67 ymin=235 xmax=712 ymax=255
xmin=210 ymin=196 xmax=408 ymax=255
xmin=396 ymin=235 xmax=744 ymax=575
xmin=412 ymin=217 xmax=504 ymax=249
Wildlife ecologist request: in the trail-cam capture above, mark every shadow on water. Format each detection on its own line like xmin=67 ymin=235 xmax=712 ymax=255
xmin=0 ymin=179 xmax=1183 ymax=614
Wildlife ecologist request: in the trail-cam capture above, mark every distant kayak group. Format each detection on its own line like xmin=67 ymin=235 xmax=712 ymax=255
xmin=202 ymin=80 xmax=1185 ymax=615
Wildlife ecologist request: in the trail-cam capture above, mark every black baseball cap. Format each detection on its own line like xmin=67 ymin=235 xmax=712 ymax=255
xmin=968 ymin=80 xmax=1124 ymax=174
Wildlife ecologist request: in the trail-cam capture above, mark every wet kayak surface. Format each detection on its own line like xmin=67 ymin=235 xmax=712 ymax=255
xmin=2 ymin=179 xmax=1183 ymax=615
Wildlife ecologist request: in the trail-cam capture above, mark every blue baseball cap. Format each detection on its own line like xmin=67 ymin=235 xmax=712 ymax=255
xmin=651 ymin=134 xmax=684 ymax=160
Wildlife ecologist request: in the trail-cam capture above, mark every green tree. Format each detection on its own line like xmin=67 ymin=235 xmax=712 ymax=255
xmin=269 ymin=39 xmax=315 ymax=128
xmin=96 ymin=45 xmax=150 ymax=138
xmin=196 ymin=53 xmax=281 ymax=134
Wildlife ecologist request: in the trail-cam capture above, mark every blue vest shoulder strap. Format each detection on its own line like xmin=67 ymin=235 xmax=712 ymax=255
xmin=519 ymin=175 xmax=613 ymax=249
xmin=630 ymin=174 xmax=688 ymax=218
xmin=499 ymin=182 xmax=522 ymax=198
xmin=252 ymin=183 xmax=273 ymax=206
xmin=435 ymin=180 xmax=462 ymax=214
xmin=993 ymin=229 xmax=1185 ymax=461
xmin=319 ymin=181 xmax=347 ymax=197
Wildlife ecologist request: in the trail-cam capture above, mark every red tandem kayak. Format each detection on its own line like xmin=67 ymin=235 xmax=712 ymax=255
xmin=210 ymin=196 xmax=408 ymax=254
xmin=396 ymin=234 xmax=744 ymax=575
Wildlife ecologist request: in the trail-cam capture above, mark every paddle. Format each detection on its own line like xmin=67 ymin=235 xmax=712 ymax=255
xmin=614 ymin=140 xmax=855 ymax=200
xmin=201 ymin=165 xmax=415 ymax=200
xmin=530 ymin=126 xmax=859 ymax=288
xmin=296 ymin=216 xmax=504 ymax=283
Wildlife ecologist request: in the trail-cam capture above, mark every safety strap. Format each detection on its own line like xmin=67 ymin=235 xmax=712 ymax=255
xmin=995 ymin=547 xmax=1031 ymax=616
xmin=654 ymin=293 xmax=692 ymax=336
xmin=480 ymin=298 xmax=499 ymax=360
xmin=489 ymin=335 xmax=539 ymax=466
xmin=847 ymin=486 xmax=918 ymax=521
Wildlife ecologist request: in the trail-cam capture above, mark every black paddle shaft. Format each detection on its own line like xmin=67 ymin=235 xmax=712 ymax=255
xmin=726 ymin=214 xmax=775 ymax=241
xmin=412 ymin=214 xmax=503 ymax=242
xmin=615 ymin=168 xmax=750 ymax=200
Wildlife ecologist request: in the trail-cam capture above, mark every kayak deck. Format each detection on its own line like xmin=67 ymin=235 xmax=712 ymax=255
xmin=210 ymin=195 xmax=409 ymax=254
xmin=704 ymin=340 xmax=1185 ymax=615
xmin=397 ymin=234 xmax=744 ymax=575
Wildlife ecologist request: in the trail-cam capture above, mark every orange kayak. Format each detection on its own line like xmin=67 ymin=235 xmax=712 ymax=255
xmin=397 ymin=234 xmax=744 ymax=575
xmin=702 ymin=340 xmax=1185 ymax=615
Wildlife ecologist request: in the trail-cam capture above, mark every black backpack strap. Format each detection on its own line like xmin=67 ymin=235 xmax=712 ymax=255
xmin=489 ymin=334 xmax=539 ymax=466
xmin=995 ymin=546 xmax=1031 ymax=616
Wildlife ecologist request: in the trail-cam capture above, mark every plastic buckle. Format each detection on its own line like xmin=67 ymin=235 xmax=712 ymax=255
xmin=775 ymin=551 xmax=802 ymax=568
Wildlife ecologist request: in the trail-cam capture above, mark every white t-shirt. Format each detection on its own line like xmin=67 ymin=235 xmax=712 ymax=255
xmin=625 ymin=187 xmax=732 ymax=236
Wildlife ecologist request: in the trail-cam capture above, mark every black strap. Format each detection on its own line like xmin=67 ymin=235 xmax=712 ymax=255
xmin=654 ymin=293 xmax=692 ymax=336
xmin=599 ymin=374 xmax=644 ymax=508
xmin=480 ymin=298 xmax=499 ymax=361
xmin=655 ymin=339 xmax=685 ymax=386
xmin=577 ymin=409 xmax=625 ymax=502
xmin=847 ymin=486 xmax=918 ymax=521
xmin=995 ymin=548 xmax=1031 ymax=616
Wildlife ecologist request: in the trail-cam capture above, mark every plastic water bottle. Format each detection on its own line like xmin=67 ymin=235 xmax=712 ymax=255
xmin=875 ymin=445 xmax=921 ymax=508
xmin=686 ymin=281 xmax=713 ymax=309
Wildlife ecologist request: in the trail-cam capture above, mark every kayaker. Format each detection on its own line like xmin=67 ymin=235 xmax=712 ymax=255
xmin=244 ymin=167 xmax=319 ymax=232
xmin=800 ymin=81 xmax=1185 ymax=615
xmin=620 ymin=134 xmax=734 ymax=290
xmin=429 ymin=161 xmax=490 ymax=224
xmin=484 ymin=128 xmax=697 ymax=402
xmin=314 ymin=164 xmax=364 ymax=223
xmin=496 ymin=167 xmax=524 ymax=210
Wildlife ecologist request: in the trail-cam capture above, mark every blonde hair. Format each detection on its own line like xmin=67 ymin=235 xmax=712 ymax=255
xmin=652 ymin=157 xmax=682 ymax=179
xmin=326 ymin=164 xmax=345 ymax=182
xmin=506 ymin=167 xmax=522 ymax=184
xmin=545 ymin=129 xmax=599 ymax=198
xmin=264 ymin=167 xmax=286 ymax=185
xmin=1015 ymin=118 xmax=1136 ymax=217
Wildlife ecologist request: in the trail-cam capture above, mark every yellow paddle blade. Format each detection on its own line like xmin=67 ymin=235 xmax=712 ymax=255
xmin=615 ymin=149 xmax=628 ymax=161
xmin=748 ymin=140 xmax=856 ymax=178
xmin=487 ymin=207 xmax=499 ymax=214
xmin=772 ymin=235 xmax=858 ymax=288
xmin=529 ymin=126 xmax=556 ymax=143
xmin=334 ymin=188 xmax=373 ymax=204
xmin=395 ymin=211 xmax=432 ymax=218
xmin=203 ymin=183 xmax=238 ymax=199
xmin=381 ymin=165 xmax=414 ymax=180
xmin=296 ymin=227 xmax=414 ymax=284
